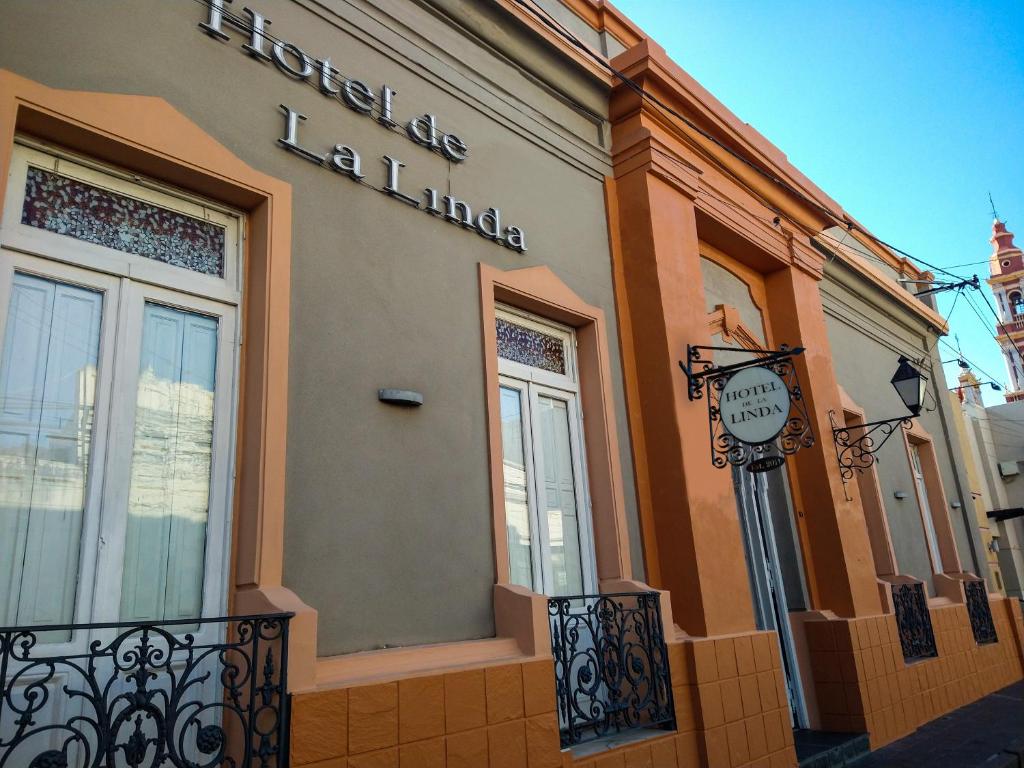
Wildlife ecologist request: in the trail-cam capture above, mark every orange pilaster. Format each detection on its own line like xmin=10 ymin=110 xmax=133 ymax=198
xmin=764 ymin=266 xmax=882 ymax=618
xmin=611 ymin=151 xmax=757 ymax=637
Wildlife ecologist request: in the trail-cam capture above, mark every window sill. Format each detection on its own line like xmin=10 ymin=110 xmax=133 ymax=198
xmin=567 ymin=728 xmax=677 ymax=760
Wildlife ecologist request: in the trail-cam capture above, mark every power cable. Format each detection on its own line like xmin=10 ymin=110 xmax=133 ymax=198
xmin=513 ymin=0 xmax=969 ymax=283
xmin=963 ymin=288 xmax=1024 ymax=385
xmin=197 ymin=0 xmax=974 ymax=286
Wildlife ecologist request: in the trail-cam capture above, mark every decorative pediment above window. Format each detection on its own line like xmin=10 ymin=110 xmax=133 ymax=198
xmin=707 ymin=303 xmax=765 ymax=352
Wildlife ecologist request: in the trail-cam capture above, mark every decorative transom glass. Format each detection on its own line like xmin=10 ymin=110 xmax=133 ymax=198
xmin=21 ymin=166 xmax=226 ymax=277
xmin=496 ymin=317 xmax=566 ymax=375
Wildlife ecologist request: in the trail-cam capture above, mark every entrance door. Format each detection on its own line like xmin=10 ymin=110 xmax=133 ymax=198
xmin=0 ymin=141 xmax=242 ymax=764
xmin=733 ymin=465 xmax=809 ymax=729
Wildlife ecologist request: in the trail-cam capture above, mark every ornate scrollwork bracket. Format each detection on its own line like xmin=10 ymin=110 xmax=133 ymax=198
xmin=680 ymin=344 xmax=804 ymax=402
xmin=679 ymin=344 xmax=814 ymax=472
xmin=829 ymin=409 xmax=913 ymax=482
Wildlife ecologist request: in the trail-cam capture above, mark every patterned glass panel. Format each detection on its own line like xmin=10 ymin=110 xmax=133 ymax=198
xmin=21 ymin=167 xmax=225 ymax=277
xmin=496 ymin=317 xmax=565 ymax=375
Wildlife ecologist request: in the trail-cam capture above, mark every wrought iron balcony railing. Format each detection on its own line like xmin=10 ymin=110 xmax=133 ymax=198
xmin=0 ymin=613 xmax=292 ymax=768
xmin=891 ymin=582 xmax=937 ymax=662
xmin=548 ymin=592 xmax=674 ymax=749
xmin=964 ymin=579 xmax=998 ymax=645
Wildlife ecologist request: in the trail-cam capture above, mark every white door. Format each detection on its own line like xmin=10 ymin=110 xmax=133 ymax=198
xmin=495 ymin=308 xmax=602 ymax=739
xmin=0 ymin=140 xmax=242 ymax=765
xmin=733 ymin=466 xmax=809 ymax=729
xmin=495 ymin=308 xmax=597 ymax=597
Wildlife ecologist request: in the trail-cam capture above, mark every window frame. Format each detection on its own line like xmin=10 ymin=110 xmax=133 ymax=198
xmin=0 ymin=139 xmax=243 ymax=643
xmin=908 ymin=442 xmax=945 ymax=574
xmin=0 ymin=253 xmax=120 ymax=652
xmin=496 ymin=306 xmax=597 ymax=597
xmin=2 ymin=139 xmax=242 ymax=306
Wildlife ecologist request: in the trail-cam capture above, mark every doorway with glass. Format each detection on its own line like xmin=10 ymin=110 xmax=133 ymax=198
xmin=496 ymin=306 xmax=597 ymax=598
xmin=733 ymin=462 xmax=811 ymax=730
xmin=0 ymin=140 xmax=243 ymax=759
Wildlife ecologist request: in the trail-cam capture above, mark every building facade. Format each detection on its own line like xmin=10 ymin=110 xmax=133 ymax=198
xmin=950 ymin=218 xmax=1024 ymax=601
xmin=948 ymin=373 xmax=1007 ymax=596
xmin=0 ymin=2 xmax=1021 ymax=768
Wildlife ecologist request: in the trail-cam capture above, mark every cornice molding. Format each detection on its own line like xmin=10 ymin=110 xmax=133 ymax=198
xmin=558 ymin=0 xmax=645 ymax=49
xmin=816 ymin=238 xmax=948 ymax=334
xmin=611 ymin=127 xmax=701 ymax=198
xmin=608 ymin=40 xmax=934 ymax=283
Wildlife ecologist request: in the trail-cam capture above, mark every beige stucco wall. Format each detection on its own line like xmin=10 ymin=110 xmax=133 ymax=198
xmin=821 ymin=259 xmax=984 ymax=592
xmin=0 ymin=0 xmax=642 ymax=655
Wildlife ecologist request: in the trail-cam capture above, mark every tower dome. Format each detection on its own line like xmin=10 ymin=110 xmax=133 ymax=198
xmin=989 ymin=218 xmax=1023 ymax=277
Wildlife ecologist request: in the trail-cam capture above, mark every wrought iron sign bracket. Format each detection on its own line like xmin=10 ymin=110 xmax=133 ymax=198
xmin=829 ymin=409 xmax=913 ymax=482
xmin=680 ymin=344 xmax=805 ymax=401
xmin=679 ymin=344 xmax=814 ymax=472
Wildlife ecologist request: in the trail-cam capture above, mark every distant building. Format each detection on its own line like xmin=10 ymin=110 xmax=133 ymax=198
xmin=987 ymin=219 xmax=1024 ymax=399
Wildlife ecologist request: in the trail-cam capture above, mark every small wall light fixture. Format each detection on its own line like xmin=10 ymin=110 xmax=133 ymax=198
xmin=894 ymin=491 xmax=909 ymax=500
xmin=378 ymin=388 xmax=424 ymax=407
xmin=831 ymin=356 xmax=927 ymax=481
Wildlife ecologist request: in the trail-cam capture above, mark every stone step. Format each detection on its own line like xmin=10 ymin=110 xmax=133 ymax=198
xmin=795 ymin=730 xmax=871 ymax=768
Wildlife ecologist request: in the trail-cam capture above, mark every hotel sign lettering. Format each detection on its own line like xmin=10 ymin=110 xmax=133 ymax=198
xmin=681 ymin=345 xmax=814 ymax=473
xmin=198 ymin=0 xmax=527 ymax=252
xmin=719 ymin=367 xmax=791 ymax=445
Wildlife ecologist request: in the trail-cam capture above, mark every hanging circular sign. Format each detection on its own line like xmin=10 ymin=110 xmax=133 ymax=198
xmin=719 ymin=366 xmax=792 ymax=444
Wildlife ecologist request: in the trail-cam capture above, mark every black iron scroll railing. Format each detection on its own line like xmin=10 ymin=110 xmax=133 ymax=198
xmin=891 ymin=583 xmax=937 ymax=662
xmin=0 ymin=613 xmax=292 ymax=768
xmin=964 ymin=579 xmax=998 ymax=646
xmin=548 ymin=592 xmax=674 ymax=749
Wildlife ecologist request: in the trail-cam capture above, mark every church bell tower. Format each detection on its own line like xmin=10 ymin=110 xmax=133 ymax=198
xmin=988 ymin=217 xmax=1024 ymax=401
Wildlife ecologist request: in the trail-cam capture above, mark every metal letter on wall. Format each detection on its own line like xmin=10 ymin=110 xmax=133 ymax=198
xmin=680 ymin=345 xmax=814 ymax=473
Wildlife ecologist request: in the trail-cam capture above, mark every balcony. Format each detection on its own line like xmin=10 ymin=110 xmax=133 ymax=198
xmin=996 ymin=316 xmax=1024 ymax=336
xmin=964 ymin=579 xmax=998 ymax=645
xmin=891 ymin=582 xmax=937 ymax=662
xmin=0 ymin=613 xmax=291 ymax=768
xmin=548 ymin=592 xmax=675 ymax=749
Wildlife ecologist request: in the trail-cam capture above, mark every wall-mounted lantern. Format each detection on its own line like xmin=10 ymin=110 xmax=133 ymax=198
xmin=830 ymin=356 xmax=926 ymax=481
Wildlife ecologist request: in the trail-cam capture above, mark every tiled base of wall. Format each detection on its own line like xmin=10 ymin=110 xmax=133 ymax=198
xmin=805 ymin=597 xmax=1024 ymax=750
xmin=288 ymin=630 xmax=796 ymax=768
xmin=287 ymin=601 xmax=1023 ymax=768
xmin=672 ymin=631 xmax=799 ymax=768
xmin=290 ymin=658 xmax=564 ymax=768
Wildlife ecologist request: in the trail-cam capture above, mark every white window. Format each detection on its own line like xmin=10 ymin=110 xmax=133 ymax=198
xmin=0 ymin=140 xmax=241 ymax=645
xmin=909 ymin=444 xmax=944 ymax=573
xmin=496 ymin=307 xmax=596 ymax=597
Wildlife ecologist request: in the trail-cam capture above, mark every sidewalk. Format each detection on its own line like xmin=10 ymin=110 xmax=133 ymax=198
xmin=854 ymin=681 xmax=1024 ymax=768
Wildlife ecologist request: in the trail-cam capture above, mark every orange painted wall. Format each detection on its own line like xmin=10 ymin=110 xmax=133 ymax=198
xmin=804 ymin=597 xmax=1024 ymax=749
xmin=289 ymin=627 xmax=802 ymax=768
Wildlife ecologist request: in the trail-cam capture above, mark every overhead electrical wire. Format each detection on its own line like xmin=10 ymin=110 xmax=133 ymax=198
xmin=192 ymin=0 xmax=1021 ymax=396
xmin=194 ymin=0 xmax=983 ymax=290
xmin=513 ymin=0 xmax=971 ymax=284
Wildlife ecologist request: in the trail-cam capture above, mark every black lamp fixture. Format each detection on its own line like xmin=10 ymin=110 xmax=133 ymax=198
xmin=891 ymin=356 xmax=927 ymax=416
xmin=830 ymin=356 xmax=926 ymax=481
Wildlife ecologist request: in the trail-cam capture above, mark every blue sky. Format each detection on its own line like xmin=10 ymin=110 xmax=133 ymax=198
xmin=612 ymin=0 xmax=1024 ymax=405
